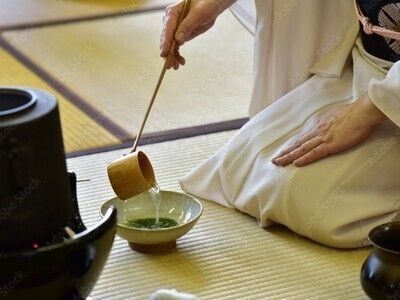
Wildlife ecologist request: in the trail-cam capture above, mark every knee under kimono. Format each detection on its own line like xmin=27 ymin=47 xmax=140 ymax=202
xmin=180 ymin=40 xmax=400 ymax=249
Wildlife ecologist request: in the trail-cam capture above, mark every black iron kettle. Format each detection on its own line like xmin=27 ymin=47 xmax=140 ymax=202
xmin=0 ymin=87 xmax=73 ymax=249
xmin=0 ymin=87 xmax=117 ymax=299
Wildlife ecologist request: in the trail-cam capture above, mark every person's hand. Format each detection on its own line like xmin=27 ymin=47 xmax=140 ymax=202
xmin=272 ymin=93 xmax=387 ymax=167
xmin=160 ymin=0 xmax=235 ymax=70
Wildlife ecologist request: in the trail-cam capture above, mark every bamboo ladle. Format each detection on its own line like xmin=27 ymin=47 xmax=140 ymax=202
xmin=107 ymin=0 xmax=191 ymax=200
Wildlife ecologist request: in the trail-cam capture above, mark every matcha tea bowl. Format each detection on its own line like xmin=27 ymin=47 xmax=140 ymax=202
xmin=100 ymin=190 xmax=203 ymax=253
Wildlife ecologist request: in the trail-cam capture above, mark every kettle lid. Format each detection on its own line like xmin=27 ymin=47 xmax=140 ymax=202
xmin=0 ymin=88 xmax=37 ymax=117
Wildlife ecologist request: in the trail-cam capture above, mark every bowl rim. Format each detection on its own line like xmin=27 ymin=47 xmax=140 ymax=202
xmin=100 ymin=190 xmax=203 ymax=232
xmin=368 ymin=220 xmax=400 ymax=255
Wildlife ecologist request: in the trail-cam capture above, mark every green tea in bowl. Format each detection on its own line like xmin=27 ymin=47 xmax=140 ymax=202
xmin=125 ymin=217 xmax=179 ymax=229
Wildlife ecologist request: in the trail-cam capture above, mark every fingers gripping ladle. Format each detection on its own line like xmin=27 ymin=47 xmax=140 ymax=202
xmin=107 ymin=0 xmax=192 ymax=200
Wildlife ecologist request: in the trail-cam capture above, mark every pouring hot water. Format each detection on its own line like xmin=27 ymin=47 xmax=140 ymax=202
xmin=107 ymin=0 xmax=191 ymax=229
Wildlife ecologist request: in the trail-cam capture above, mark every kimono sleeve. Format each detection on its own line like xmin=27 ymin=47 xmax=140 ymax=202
xmin=369 ymin=61 xmax=400 ymax=128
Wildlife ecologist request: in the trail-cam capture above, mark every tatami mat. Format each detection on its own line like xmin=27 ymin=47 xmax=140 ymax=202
xmin=2 ymin=10 xmax=253 ymax=140
xmin=67 ymin=131 xmax=369 ymax=299
xmin=0 ymin=47 xmax=120 ymax=154
xmin=0 ymin=0 xmax=174 ymax=30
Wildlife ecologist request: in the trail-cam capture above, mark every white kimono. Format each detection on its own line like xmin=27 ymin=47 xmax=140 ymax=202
xmin=180 ymin=0 xmax=400 ymax=248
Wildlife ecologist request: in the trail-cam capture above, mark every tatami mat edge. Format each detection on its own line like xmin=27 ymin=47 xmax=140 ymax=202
xmin=0 ymin=35 xmax=131 ymax=141
xmin=0 ymin=2 xmax=173 ymax=32
xmin=66 ymin=118 xmax=249 ymax=158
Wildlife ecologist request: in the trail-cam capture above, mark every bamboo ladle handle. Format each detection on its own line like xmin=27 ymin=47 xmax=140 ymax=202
xmin=131 ymin=0 xmax=192 ymax=153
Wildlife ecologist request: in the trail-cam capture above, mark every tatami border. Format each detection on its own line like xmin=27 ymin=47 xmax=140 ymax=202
xmin=0 ymin=11 xmax=249 ymax=158
xmin=66 ymin=118 xmax=247 ymax=158
xmin=0 ymin=35 xmax=132 ymax=141
xmin=0 ymin=5 xmax=169 ymax=32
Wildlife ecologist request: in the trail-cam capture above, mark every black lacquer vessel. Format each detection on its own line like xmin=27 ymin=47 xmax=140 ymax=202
xmin=360 ymin=221 xmax=400 ymax=300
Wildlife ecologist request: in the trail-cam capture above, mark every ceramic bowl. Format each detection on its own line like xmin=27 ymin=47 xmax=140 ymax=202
xmin=100 ymin=190 xmax=202 ymax=253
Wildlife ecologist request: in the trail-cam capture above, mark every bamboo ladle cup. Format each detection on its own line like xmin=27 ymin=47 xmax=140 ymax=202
xmin=107 ymin=0 xmax=191 ymax=200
